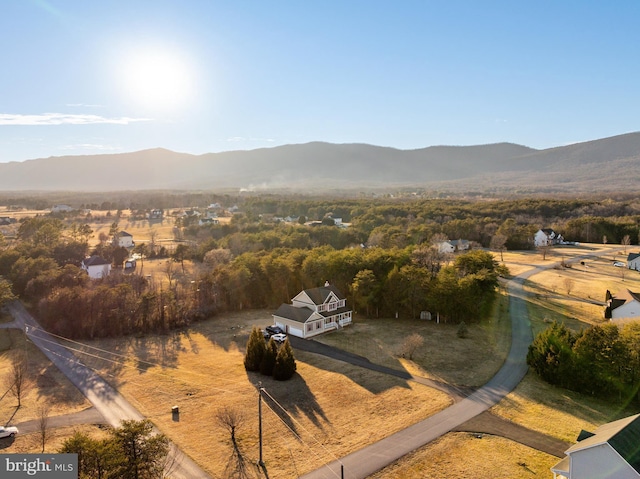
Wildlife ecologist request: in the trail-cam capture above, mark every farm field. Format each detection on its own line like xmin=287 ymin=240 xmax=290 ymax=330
xmin=1 ymin=243 xmax=640 ymax=477
xmin=0 ymin=207 xmax=231 ymax=251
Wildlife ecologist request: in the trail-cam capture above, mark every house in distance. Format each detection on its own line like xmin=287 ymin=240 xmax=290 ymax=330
xmin=272 ymin=283 xmax=352 ymax=338
xmin=81 ymin=255 xmax=111 ymax=279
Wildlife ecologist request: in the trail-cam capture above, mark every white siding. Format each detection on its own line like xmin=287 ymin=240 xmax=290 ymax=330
xmin=570 ymin=444 xmax=640 ymax=479
xmin=612 ymin=301 xmax=640 ymax=320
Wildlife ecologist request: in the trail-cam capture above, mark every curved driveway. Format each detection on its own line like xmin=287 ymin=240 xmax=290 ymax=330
xmin=300 ymin=248 xmax=619 ymax=479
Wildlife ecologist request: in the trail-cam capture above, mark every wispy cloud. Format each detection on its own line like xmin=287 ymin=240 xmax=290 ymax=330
xmin=0 ymin=113 xmax=151 ymax=126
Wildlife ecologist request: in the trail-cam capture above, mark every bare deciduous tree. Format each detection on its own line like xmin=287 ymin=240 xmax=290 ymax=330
xmin=6 ymin=352 xmax=31 ymax=408
xmin=216 ymin=406 xmax=257 ymax=479
xmin=537 ymin=243 xmax=552 ymax=260
xmin=37 ymin=405 xmax=50 ymax=452
xmin=563 ymin=277 xmax=575 ymax=296
xmin=490 ymin=234 xmax=508 ymax=262
xmin=622 ymin=234 xmax=631 ymax=253
xmin=399 ymin=333 xmax=424 ymax=360
xmin=164 ymin=260 xmax=176 ymax=290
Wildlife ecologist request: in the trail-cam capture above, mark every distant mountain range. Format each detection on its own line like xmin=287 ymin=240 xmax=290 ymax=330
xmin=2 ymin=132 xmax=640 ymax=194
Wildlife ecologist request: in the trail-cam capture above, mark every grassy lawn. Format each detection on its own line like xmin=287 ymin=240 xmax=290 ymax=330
xmin=369 ymin=433 xmax=555 ymax=479
xmin=0 ymin=329 xmax=91 ymax=426
xmin=317 ymin=290 xmax=512 ymax=388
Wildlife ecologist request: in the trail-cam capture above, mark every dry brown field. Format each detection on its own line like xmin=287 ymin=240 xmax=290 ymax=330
xmin=0 ymin=330 xmax=90 ymax=422
xmin=369 ymin=433 xmax=555 ymax=479
xmin=0 ymin=207 xmax=231 ymax=251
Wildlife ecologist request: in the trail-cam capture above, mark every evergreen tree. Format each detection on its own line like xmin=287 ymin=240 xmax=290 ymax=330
xmin=60 ymin=420 xmax=167 ymax=479
xmin=244 ymin=326 xmax=266 ymax=372
xmin=113 ymin=419 xmax=169 ymax=479
xmin=273 ymin=338 xmax=297 ymax=380
xmin=457 ymin=321 xmax=468 ymax=338
xmin=260 ymin=337 xmax=278 ymax=376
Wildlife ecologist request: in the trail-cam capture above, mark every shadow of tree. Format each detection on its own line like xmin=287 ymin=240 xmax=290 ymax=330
xmin=35 ymin=363 xmax=88 ymax=407
xmin=259 ymin=373 xmax=329 ymax=433
xmin=289 ymin=335 xmax=413 ymax=395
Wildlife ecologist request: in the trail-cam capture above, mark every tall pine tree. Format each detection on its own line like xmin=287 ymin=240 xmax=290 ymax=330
xmin=260 ymin=338 xmax=278 ymax=376
xmin=273 ymin=338 xmax=297 ymax=380
xmin=244 ymin=326 xmax=266 ymax=372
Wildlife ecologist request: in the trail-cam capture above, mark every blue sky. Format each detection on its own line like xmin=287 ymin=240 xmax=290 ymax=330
xmin=1 ymin=1 xmax=639 ymax=162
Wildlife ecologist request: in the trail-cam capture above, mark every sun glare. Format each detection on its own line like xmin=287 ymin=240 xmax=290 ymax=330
xmin=117 ymin=45 xmax=196 ymax=113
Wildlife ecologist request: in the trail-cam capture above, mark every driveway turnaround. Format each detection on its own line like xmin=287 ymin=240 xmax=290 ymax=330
xmin=5 ymin=301 xmax=211 ymax=479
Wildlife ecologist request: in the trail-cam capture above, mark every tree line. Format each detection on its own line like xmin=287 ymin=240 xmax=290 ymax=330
xmin=527 ymin=321 xmax=640 ymax=404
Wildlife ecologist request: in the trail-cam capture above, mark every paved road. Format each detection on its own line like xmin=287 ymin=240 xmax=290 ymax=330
xmin=300 ymin=247 xmax=622 ymax=479
xmin=4 ymin=301 xmax=211 ymax=479
xmin=13 ymin=407 xmax=105 ymax=434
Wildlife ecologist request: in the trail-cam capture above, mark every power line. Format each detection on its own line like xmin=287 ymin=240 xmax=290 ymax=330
xmin=260 ymin=388 xmax=342 ymax=478
xmin=26 ymin=328 xmax=250 ymax=396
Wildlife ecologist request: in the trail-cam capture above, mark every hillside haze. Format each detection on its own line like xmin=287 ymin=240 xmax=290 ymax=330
xmin=2 ymin=132 xmax=640 ymax=193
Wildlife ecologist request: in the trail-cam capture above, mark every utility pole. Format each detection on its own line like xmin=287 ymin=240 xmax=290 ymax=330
xmin=258 ymin=385 xmax=265 ymax=468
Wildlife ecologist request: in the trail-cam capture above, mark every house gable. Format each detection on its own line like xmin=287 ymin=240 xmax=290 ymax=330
xmin=606 ymin=289 xmax=640 ymax=320
xmin=553 ymin=414 xmax=640 ymax=479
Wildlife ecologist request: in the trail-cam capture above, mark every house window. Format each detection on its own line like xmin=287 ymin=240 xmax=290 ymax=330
xmin=328 ymin=302 xmax=337 ymax=311
xmin=338 ymin=299 xmax=345 ymax=308
xmin=317 ymin=304 xmax=326 ymax=312
xmin=317 ymin=321 xmax=323 ymax=330
xmin=307 ymin=324 xmax=313 ymax=332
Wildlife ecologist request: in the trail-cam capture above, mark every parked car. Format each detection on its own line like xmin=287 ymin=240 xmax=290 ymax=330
xmin=0 ymin=426 xmax=18 ymax=439
xmin=265 ymin=325 xmax=284 ymax=336
xmin=613 ymin=261 xmax=626 ymax=267
xmin=271 ymin=333 xmax=287 ymax=343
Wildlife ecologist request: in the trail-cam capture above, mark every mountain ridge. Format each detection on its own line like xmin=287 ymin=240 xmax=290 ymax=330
xmin=1 ymin=132 xmax=640 ymax=193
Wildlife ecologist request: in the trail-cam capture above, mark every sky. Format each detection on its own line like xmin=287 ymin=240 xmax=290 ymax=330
xmin=1 ymin=1 xmax=640 ymax=163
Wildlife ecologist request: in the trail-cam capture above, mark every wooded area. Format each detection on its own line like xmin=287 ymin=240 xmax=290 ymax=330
xmin=2 ymin=195 xmax=640 ymax=342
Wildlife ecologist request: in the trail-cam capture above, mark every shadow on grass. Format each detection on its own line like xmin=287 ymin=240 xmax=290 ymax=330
xmin=508 ymin=371 xmax=636 ymax=432
xmin=254 ymin=372 xmax=329 ymax=436
xmin=289 ymin=335 xmax=413 ymax=394
xmin=35 ymin=363 xmax=89 ymax=406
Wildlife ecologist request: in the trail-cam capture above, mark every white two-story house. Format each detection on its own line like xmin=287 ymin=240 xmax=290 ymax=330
xmin=272 ymin=283 xmax=352 ymax=338
xmin=81 ymin=255 xmax=111 ymax=279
